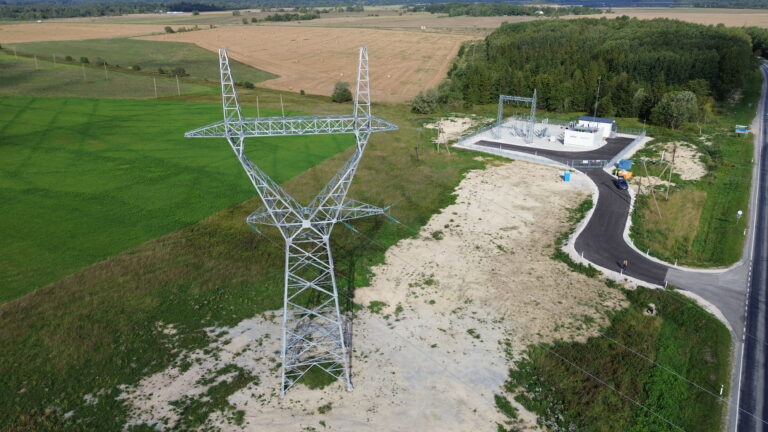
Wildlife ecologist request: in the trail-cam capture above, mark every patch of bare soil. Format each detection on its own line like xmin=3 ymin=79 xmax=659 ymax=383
xmin=138 ymin=26 xmax=475 ymax=102
xmin=665 ymin=142 xmax=707 ymax=181
xmin=120 ymin=161 xmax=625 ymax=431
xmin=0 ymin=23 xmax=164 ymax=43
xmin=424 ymin=116 xmax=479 ymax=145
xmin=632 ymin=175 xmax=675 ymax=195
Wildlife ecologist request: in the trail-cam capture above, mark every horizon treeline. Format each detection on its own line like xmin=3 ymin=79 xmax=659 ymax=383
xmin=437 ymin=17 xmax=765 ymax=123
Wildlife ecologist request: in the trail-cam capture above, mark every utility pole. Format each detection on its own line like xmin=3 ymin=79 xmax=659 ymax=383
xmin=593 ymin=75 xmax=602 ymax=119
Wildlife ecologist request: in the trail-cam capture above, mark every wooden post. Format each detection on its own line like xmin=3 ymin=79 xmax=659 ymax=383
xmin=256 ymin=96 xmax=260 ymax=118
xmin=153 ymin=77 xmax=158 ymax=99
xmin=53 ymin=54 xmax=56 ymax=67
xmin=175 ymin=75 xmax=180 ymax=96
xmin=104 ymin=63 xmax=108 ymax=80
xmin=280 ymin=94 xmax=285 ymax=117
xmin=643 ymin=159 xmax=662 ymax=218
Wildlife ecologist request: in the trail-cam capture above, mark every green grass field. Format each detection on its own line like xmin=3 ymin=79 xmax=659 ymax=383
xmin=0 ymin=54 xmax=214 ymax=98
xmin=504 ymin=287 xmax=731 ymax=432
xmin=8 ymin=38 xmax=277 ymax=85
xmin=0 ymin=95 xmax=352 ymax=303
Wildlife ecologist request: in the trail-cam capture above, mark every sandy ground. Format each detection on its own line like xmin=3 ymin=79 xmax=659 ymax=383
xmin=631 ymin=175 xmax=675 ymax=195
xmin=139 ymin=26 xmax=474 ymax=102
xmin=609 ymin=7 xmax=768 ymax=28
xmin=0 ymin=23 xmax=165 ymax=44
xmin=664 ymin=142 xmax=707 ymax=180
xmin=119 ymin=161 xmax=625 ymax=431
xmin=424 ymin=116 xmax=482 ymax=145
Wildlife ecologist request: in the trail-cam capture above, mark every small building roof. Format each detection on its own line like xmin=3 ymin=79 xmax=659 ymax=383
xmin=578 ymin=115 xmax=615 ymax=124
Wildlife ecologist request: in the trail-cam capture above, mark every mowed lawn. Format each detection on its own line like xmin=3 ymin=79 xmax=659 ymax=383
xmin=0 ymin=96 xmax=352 ymax=302
xmin=8 ymin=38 xmax=277 ymax=85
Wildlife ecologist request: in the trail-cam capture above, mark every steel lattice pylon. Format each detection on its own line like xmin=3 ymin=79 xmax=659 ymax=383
xmin=185 ymin=47 xmax=397 ymax=396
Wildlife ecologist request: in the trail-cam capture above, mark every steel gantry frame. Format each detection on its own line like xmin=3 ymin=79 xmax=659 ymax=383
xmin=185 ymin=47 xmax=397 ymax=396
xmin=496 ymin=89 xmax=537 ymax=144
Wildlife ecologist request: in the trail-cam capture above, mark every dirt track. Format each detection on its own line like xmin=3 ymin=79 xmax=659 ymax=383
xmin=140 ymin=26 xmax=475 ymax=102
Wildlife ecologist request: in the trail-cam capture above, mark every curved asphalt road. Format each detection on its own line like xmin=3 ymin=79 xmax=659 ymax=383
xmin=475 ymin=138 xmax=669 ymax=285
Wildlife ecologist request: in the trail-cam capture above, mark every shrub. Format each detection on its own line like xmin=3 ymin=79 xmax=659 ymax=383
xmin=242 ymin=17 xmax=248 ymax=24
xmin=164 ymin=26 xmax=175 ymax=34
xmin=300 ymin=89 xmax=305 ymax=95
xmin=243 ymin=81 xmax=254 ymax=89
xmin=64 ymin=55 xmax=73 ymax=62
xmin=172 ymin=67 xmax=188 ymax=77
xmin=91 ymin=57 xmax=106 ymax=66
xmin=411 ymin=88 xmax=439 ymax=114
xmin=331 ymin=81 xmax=352 ymax=103
xmin=158 ymin=67 xmax=166 ymax=74
xmin=251 ymin=17 xmax=259 ymax=23
xmin=192 ymin=10 xmax=200 ymax=15
xmin=79 ymin=57 xmax=89 ymax=64
xmin=131 ymin=65 xmax=141 ymax=71
xmin=232 ymin=10 xmax=241 ymax=16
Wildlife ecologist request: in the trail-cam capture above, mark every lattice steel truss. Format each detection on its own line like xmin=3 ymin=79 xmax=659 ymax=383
xmin=496 ymin=90 xmax=537 ymax=144
xmin=185 ymin=47 xmax=397 ymax=396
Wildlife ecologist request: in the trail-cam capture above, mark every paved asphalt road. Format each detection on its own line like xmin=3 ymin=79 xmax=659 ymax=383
xmin=737 ymin=62 xmax=768 ymax=432
xmin=475 ymin=139 xmax=669 ymax=285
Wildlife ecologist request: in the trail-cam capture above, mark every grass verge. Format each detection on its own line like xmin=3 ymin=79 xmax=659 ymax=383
xmin=502 ymin=286 xmax=731 ymax=432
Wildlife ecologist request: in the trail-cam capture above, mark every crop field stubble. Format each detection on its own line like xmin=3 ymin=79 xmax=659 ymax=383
xmin=140 ymin=26 xmax=475 ymax=102
xmin=0 ymin=22 xmax=166 ymax=43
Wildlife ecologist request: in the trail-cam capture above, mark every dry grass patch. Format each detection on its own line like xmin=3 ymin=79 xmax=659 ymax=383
xmin=638 ymin=188 xmax=707 ymax=260
xmin=139 ymin=26 xmax=475 ymax=102
xmin=609 ymin=7 xmax=768 ymax=28
xmin=0 ymin=23 xmax=165 ymax=43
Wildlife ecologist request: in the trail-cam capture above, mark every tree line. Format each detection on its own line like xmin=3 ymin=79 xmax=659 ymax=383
xmin=423 ymin=17 xmax=762 ymax=128
xmin=406 ymin=3 xmax=601 ymax=17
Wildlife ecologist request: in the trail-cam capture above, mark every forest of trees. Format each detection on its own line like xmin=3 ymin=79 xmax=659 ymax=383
xmin=437 ymin=17 xmax=763 ymax=126
xmin=406 ymin=3 xmax=601 ymax=17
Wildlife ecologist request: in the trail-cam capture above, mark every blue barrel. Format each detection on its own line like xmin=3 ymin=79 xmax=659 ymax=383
xmin=564 ymin=171 xmax=571 ymax=182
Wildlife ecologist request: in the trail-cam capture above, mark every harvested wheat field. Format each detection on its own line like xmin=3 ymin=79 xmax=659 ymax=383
xmin=610 ymin=7 xmax=768 ymax=28
xmin=140 ymin=26 xmax=475 ymax=102
xmin=0 ymin=23 xmax=165 ymax=44
xmin=120 ymin=161 xmax=625 ymax=431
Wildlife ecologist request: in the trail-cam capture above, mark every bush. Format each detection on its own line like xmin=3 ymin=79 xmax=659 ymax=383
xmin=232 ymin=10 xmax=241 ymax=16
xmin=411 ymin=88 xmax=439 ymax=114
xmin=172 ymin=67 xmax=188 ymax=77
xmin=192 ymin=10 xmax=200 ymax=15
xmin=242 ymin=17 xmax=248 ymax=24
xmin=91 ymin=57 xmax=106 ymax=66
xmin=158 ymin=67 xmax=166 ymax=74
xmin=164 ymin=26 xmax=175 ymax=34
xmin=300 ymin=89 xmax=305 ymax=95
xmin=251 ymin=17 xmax=259 ymax=23
xmin=331 ymin=81 xmax=352 ymax=103
xmin=64 ymin=55 xmax=73 ymax=62
xmin=243 ymin=81 xmax=254 ymax=89
xmin=79 ymin=57 xmax=89 ymax=64
xmin=131 ymin=65 xmax=141 ymax=71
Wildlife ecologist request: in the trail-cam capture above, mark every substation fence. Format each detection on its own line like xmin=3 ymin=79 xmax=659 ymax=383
xmin=605 ymin=129 xmax=647 ymax=168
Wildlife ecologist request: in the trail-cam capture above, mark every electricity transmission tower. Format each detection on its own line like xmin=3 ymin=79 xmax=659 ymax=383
xmin=185 ymin=47 xmax=397 ymax=396
xmin=496 ymin=89 xmax=537 ymax=144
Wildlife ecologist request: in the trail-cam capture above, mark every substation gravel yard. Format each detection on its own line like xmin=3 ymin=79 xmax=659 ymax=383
xmin=120 ymin=161 xmax=626 ymax=431
xmin=0 ymin=23 xmax=165 ymax=43
xmin=139 ymin=26 xmax=474 ymax=102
